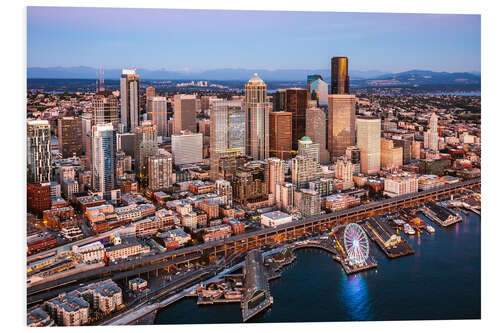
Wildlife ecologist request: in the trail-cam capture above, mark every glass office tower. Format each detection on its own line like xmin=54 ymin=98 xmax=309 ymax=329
xmin=331 ymin=57 xmax=350 ymax=94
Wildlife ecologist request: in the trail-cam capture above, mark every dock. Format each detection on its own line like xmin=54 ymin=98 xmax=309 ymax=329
xmin=331 ymin=226 xmax=378 ymax=274
xmin=421 ymin=202 xmax=462 ymax=227
xmin=362 ymin=218 xmax=414 ymax=259
xmin=241 ymin=249 xmax=273 ymax=322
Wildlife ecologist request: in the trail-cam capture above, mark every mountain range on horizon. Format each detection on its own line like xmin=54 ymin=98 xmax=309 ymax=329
xmin=27 ymin=66 xmax=481 ymax=84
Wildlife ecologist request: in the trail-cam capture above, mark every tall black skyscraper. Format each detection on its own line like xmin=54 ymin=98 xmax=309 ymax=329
xmin=331 ymin=57 xmax=349 ymax=94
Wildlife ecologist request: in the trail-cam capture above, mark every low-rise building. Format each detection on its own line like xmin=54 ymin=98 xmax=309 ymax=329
xmin=261 ymin=211 xmax=292 ymax=228
xmin=44 ymin=293 xmax=89 ymax=326
xmin=203 ymin=224 xmax=232 ymax=242
xmin=73 ymin=241 xmax=105 ymax=264
xmin=158 ymin=228 xmax=191 ymax=247
xmin=75 ymin=279 xmax=123 ymax=314
xmin=197 ymin=199 xmax=220 ymax=220
xmin=322 ymin=194 xmax=361 ymax=212
xmin=60 ymin=226 xmax=84 ymax=241
xmin=128 ymin=277 xmax=147 ymax=291
xmin=27 ymin=307 xmax=55 ymax=327
xmin=105 ymin=238 xmax=150 ymax=262
xmin=383 ymin=173 xmax=419 ymax=197
xmin=226 ymin=219 xmax=245 ymax=235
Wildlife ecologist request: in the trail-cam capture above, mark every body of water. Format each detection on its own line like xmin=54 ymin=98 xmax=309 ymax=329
xmin=155 ymin=212 xmax=480 ymax=324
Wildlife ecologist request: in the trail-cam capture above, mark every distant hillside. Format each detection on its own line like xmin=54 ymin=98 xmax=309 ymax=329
xmin=366 ymin=70 xmax=480 ymax=85
xmin=27 ymin=66 xmax=389 ymax=81
xmin=27 ymin=66 xmax=480 ymax=85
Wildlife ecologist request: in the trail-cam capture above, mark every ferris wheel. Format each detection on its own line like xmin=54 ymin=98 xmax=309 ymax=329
xmin=343 ymin=223 xmax=370 ymax=265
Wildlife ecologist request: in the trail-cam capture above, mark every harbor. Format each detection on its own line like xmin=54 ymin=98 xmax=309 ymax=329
xmin=154 ymin=210 xmax=481 ymax=324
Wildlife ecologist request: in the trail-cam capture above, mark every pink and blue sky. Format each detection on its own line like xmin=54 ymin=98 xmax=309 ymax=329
xmin=27 ymin=7 xmax=480 ymax=73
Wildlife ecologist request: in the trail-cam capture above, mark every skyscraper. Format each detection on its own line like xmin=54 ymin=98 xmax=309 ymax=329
xmin=357 ymin=116 xmax=381 ymax=175
xmin=134 ymin=121 xmax=158 ymax=183
xmin=331 ymin=56 xmax=349 ymax=94
xmin=171 ymin=131 xmax=203 ymax=165
xmin=145 ymin=86 xmax=155 ymax=98
xmin=244 ymin=73 xmax=269 ymax=161
xmin=148 ymin=96 xmax=168 ymax=137
xmin=232 ymin=161 xmax=269 ymax=208
xmin=381 ymin=138 xmax=403 ymax=169
xmin=120 ymin=69 xmax=140 ymax=132
xmin=91 ymin=123 xmax=116 ymax=197
xmin=328 ymin=94 xmax=356 ymax=159
xmin=269 ymin=111 xmax=292 ymax=160
xmin=392 ymin=138 xmax=412 ymax=164
xmin=81 ymin=113 xmax=92 ymax=154
xmin=267 ymin=158 xmax=285 ymax=205
xmin=147 ymin=149 xmax=173 ymax=191
xmin=27 ymin=120 xmax=51 ymax=184
xmin=210 ymin=100 xmax=246 ymax=180
xmin=57 ymin=116 xmax=83 ymax=158
xmin=272 ymin=89 xmax=286 ymax=111
xmin=305 ymin=104 xmax=329 ymax=164
xmin=309 ymin=78 xmax=329 ymax=106
xmin=335 ymin=156 xmax=354 ymax=190
xmin=291 ymin=155 xmax=322 ymax=189
xmin=173 ymin=94 xmax=197 ymax=134
xmin=285 ymin=88 xmax=309 ymax=150
xmin=307 ymin=74 xmax=323 ymax=92
xmin=424 ymin=113 xmax=439 ymax=151
xmin=297 ymin=136 xmax=320 ymax=163
xmin=215 ymin=179 xmax=233 ymax=206
xmin=92 ymin=90 xmax=119 ymax=130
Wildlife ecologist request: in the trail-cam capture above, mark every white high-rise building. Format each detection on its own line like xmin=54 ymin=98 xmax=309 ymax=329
xmin=91 ymin=123 xmax=116 ymax=197
xmin=275 ymin=182 xmax=295 ymax=213
xmin=215 ymin=179 xmax=233 ymax=205
xmin=335 ymin=157 xmax=354 ymax=190
xmin=148 ymin=96 xmax=168 ymax=137
xmin=27 ymin=120 xmax=51 ymax=183
xmin=267 ymin=158 xmax=285 ymax=205
xmin=357 ymin=116 xmax=381 ymax=175
xmin=297 ymin=136 xmax=320 ymax=163
xmin=291 ymin=155 xmax=323 ymax=189
xmin=120 ymin=69 xmax=140 ymax=132
xmin=171 ymin=131 xmax=203 ymax=165
xmin=424 ymin=113 xmax=439 ymax=151
xmin=244 ymin=73 xmax=270 ymax=161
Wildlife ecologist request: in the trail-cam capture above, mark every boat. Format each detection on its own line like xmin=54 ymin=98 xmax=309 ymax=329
xmin=426 ymin=225 xmax=435 ymax=233
xmin=404 ymin=223 xmax=415 ymax=235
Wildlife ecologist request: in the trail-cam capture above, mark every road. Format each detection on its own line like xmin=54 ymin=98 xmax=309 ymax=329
xmin=27 ymin=178 xmax=480 ymax=301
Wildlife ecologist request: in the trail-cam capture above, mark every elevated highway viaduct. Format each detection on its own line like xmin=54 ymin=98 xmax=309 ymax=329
xmin=28 ymin=178 xmax=479 ymax=302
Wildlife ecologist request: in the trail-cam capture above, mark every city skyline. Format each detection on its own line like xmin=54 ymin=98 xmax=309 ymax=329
xmin=25 ymin=6 xmax=482 ymax=327
xmin=27 ymin=7 xmax=480 ymax=73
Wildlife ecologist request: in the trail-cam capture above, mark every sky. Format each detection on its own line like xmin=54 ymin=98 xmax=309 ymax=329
xmin=27 ymin=7 xmax=481 ymax=73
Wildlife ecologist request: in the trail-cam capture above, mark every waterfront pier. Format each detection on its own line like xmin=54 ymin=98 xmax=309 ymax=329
xmin=241 ymin=249 xmax=273 ymax=322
